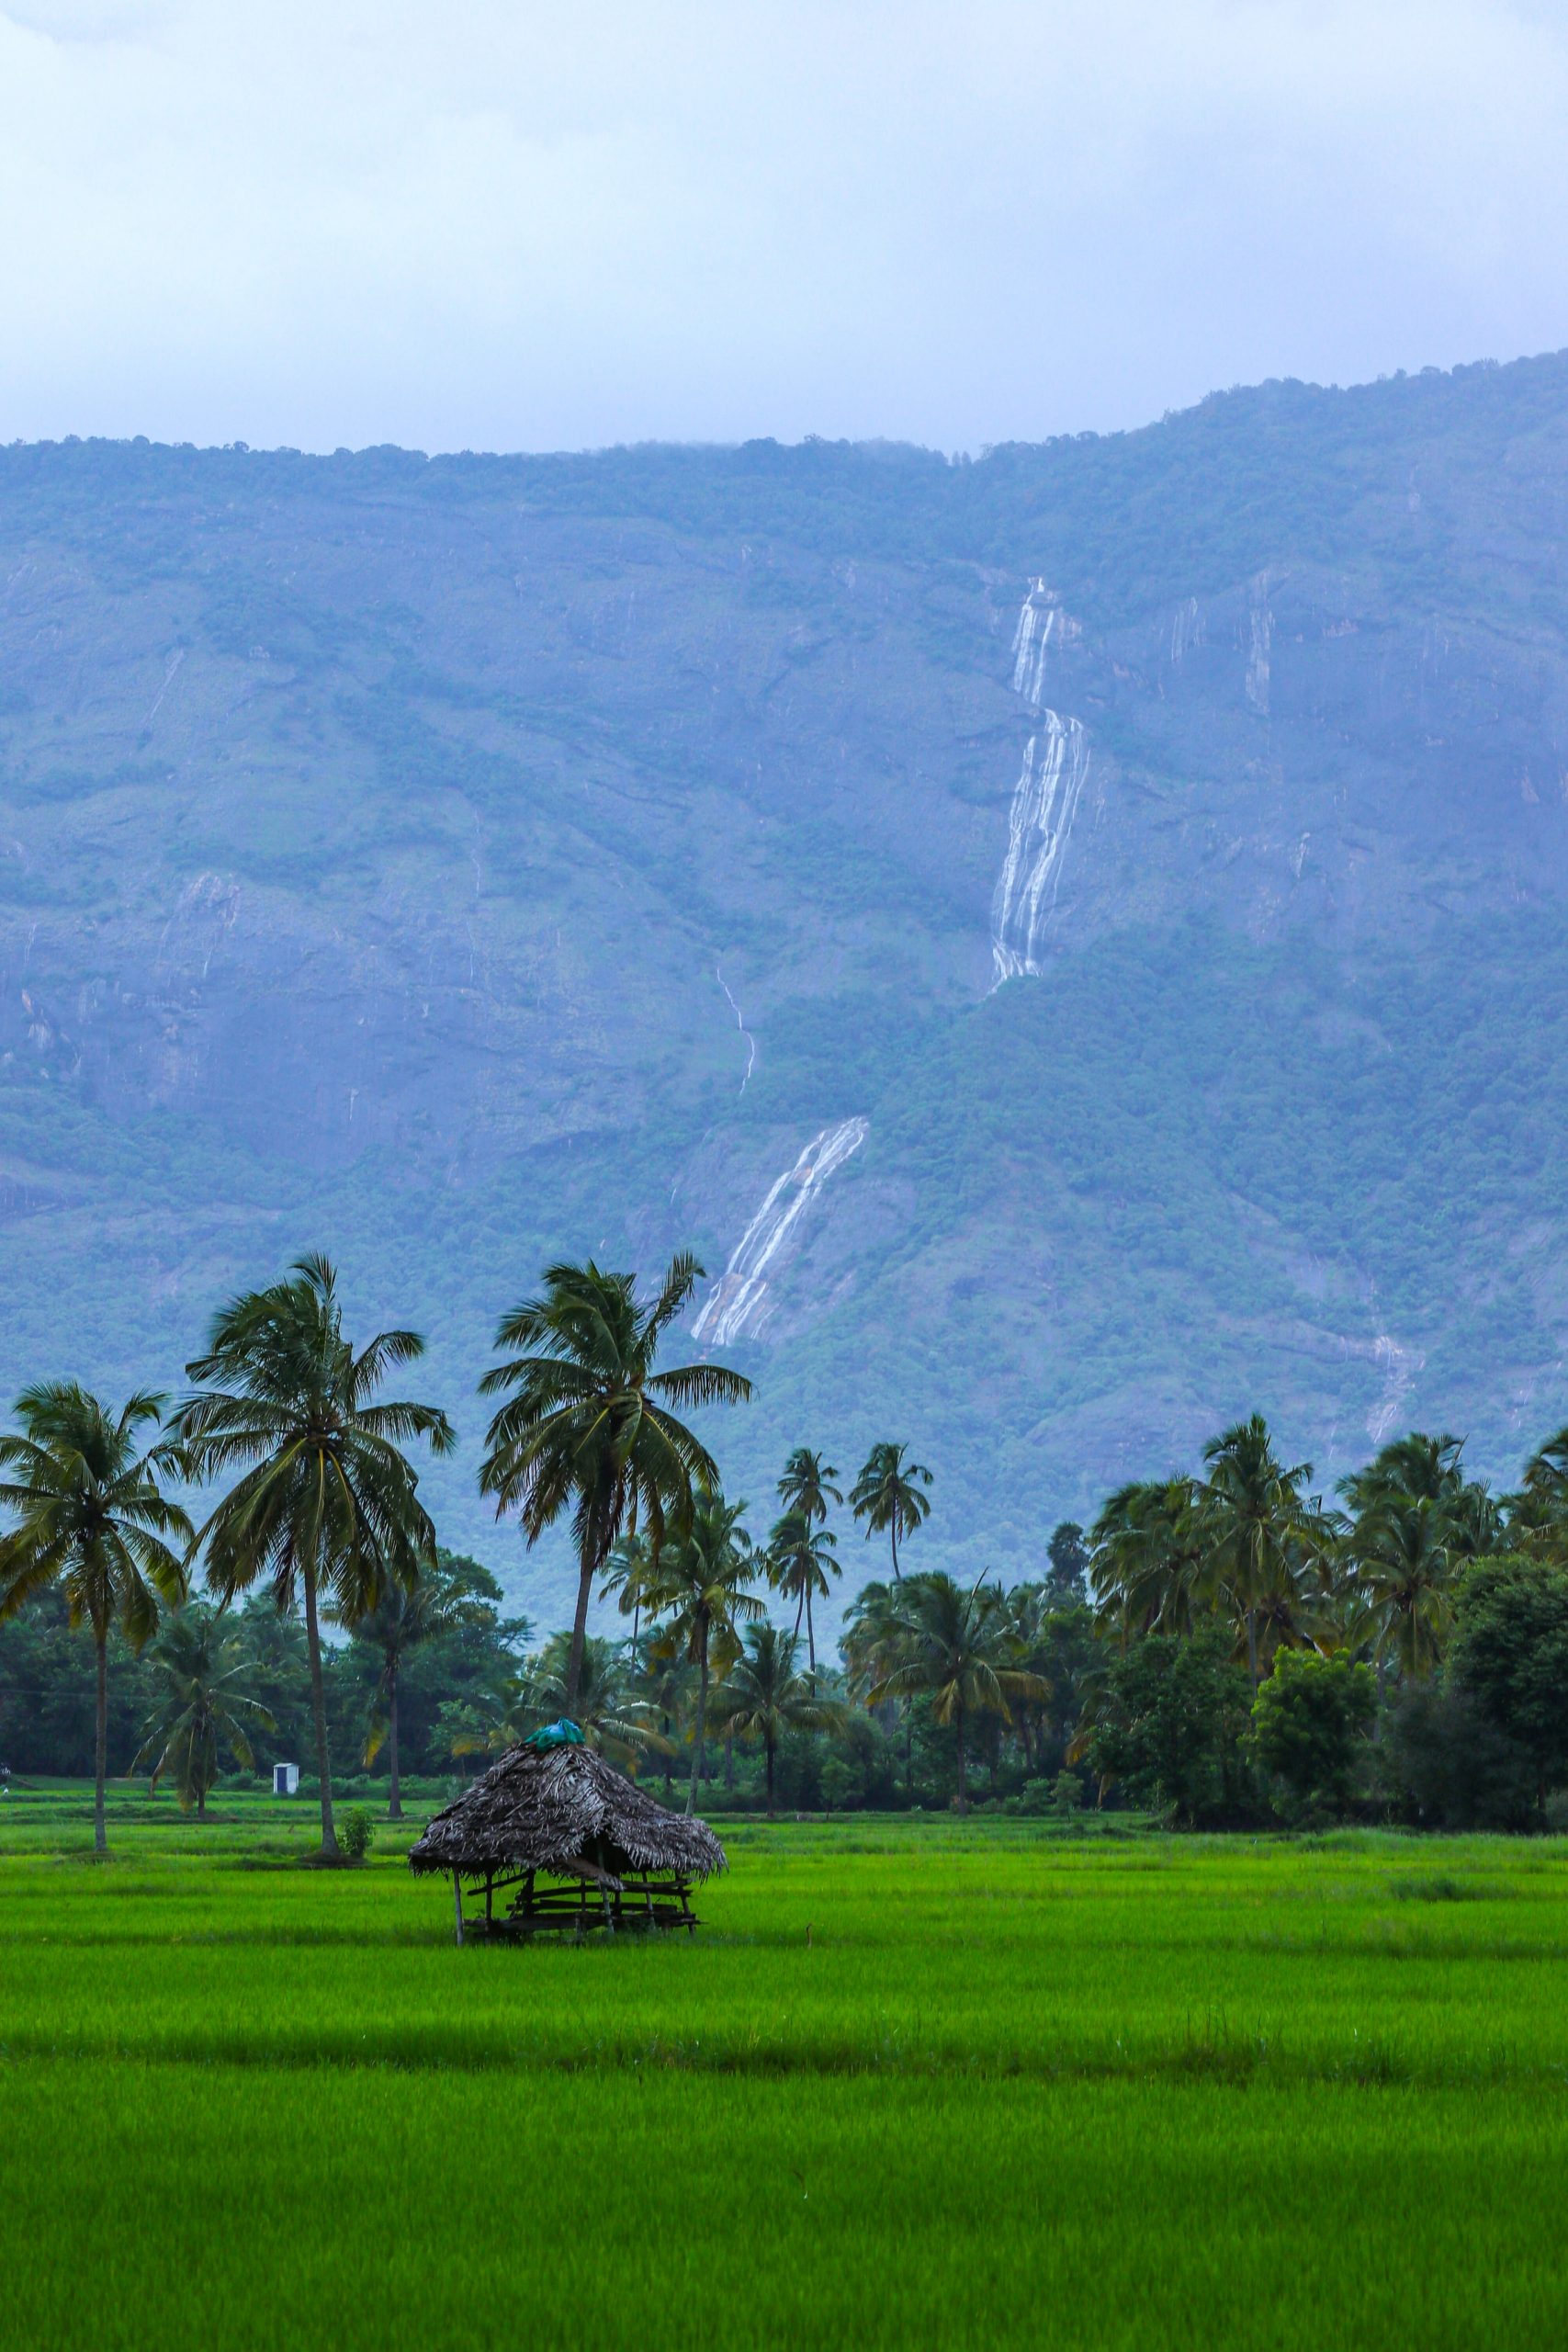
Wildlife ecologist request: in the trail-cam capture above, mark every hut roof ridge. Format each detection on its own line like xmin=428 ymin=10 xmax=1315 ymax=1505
xmin=408 ymin=1738 xmax=727 ymax=1883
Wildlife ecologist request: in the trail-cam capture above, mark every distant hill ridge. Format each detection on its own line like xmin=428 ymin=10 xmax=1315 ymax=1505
xmin=2 ymin=350 xmax=1567 ymax=1618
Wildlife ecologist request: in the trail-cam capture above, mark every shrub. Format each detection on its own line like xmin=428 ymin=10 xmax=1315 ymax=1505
xmin=1449 ymin=1555 xmax=1568 ymax=1822
xmin=1382 ymin=1679 xmax=1535 ymax=1830
xmin=1247 ymin=1651 xmax=1375 ymax=1826
xmin=1086 ymin=1634 xmax=1254 ymax=1826
xmin=338 ymin=1806 xmax=376 ymax=1862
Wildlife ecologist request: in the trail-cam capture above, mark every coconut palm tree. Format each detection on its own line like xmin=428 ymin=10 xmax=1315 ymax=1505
xmin=0 ymin=1384 xmax=190 ymax=1855
xmin=335 ymin=1554 xmax=495 ymax=1817
xmin=766 ymin=1510 xmax=840 ymax=1670
xmin=1347 ymin=1492 xmax=1455 ymax=1679
xmin=1197 ymin=1416 xmax=1319 ymax=1687
xmin=1000 ymin=1582 xmax=1058 ymax=1772
xmin=1445 ymin=1477 xmax=1504 ymax=1561
xmin=642 ymin=1490 xmax=764 ymax=1811
xmin=1495 ymin=1430 xmax=1568 ymax=1565
xmin=634 ymin=1645 xmax=699 ymax=1804
xmin=522 ymin=1630 xmax=667 ymax=1770
xmin=177 ymin=1254 xmax=454 ymax=1860
xmin=1089 ymin=1477 xmax=1207 ymax=1641
xmin=598 ymin=1528 xmax=657 ymax=1652
xmin=449 ymin=1632 xmax=666 ymax=1773
xmin=841 ymin=1575 xmax=921 ymax=1786
xmin=849 ymin=1441 xmax=932 ymax=1581
xmin=478 ymin=1254 xmax=751 ymax=1715
xmin=1336 ymin=1430 xmax=1496 ymax=1677
xmin=866 ymin=1572 xmax=1045 ymax=1813
xmin=777 ymin=1447 xmax=841 ymax=1531
xmin=132 ymin=1603 xmax=274 ymax=1815
xmin=711 ymin=1623 xmax=845 ymax=1816
xmin=1338 ymin=1430 xmax=1465 ymax=1517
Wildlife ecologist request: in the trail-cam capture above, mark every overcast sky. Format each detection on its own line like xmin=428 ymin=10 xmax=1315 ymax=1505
xmin=0 ymin=0 xmax=1563 ymax=455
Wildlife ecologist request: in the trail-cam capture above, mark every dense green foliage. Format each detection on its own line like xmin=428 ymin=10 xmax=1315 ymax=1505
xmin=10 ymin=1370 xmax=1568 ymax=1838
xmin=1448 ymin=1556 xmax=1568 ymax=1815
xmin=1248 ymin=1651 xmax=1377 ymax=1825
xmin=0 ymin=1384 xmax=189 ymax=1849
xmin=1085 ymin=1636 xmax=1254 ymax=1826
xmin=477 ymin=1252 xmax=750 ymax=1707
xmin=0 ymin=1555 xmax=526 ymax=1789
xmin=178 ymin=1253 xmax=454 ymax=1857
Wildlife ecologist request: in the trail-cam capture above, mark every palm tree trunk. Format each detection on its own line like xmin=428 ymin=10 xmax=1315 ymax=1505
xmin=687 ymin=1634 xmax=709 ymax=1815
xmin=955 ymin=1699 xmax=967 ymax=1815
xmin=387 ymin=1657 xmax=403 ymax=1819
xmin=93 ymin=1624 xmax=108 ymax=1858
xmin=301 ymin=1562 xmax=339 ymax=1860
xmin=890 ymin=1521 xmax=900 ymax=1581
xmin=766 ymin=1731 xmax=776 ymax=1818
xmin=806 ymin=1583 xmax=816 ymax=1674
xmin=565 ymin=1527 xmax=609 ymax=1715
xmin=793 ymin=1583 xmax=805 ymax=1639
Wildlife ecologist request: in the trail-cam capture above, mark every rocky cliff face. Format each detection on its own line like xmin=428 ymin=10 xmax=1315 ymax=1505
xmin=3 ymin=359 xmax=1568 ymax=1613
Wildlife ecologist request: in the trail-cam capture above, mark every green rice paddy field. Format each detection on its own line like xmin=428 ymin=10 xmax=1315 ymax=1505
xmin=3 ymin=1789 xmax=1567 ymax=2349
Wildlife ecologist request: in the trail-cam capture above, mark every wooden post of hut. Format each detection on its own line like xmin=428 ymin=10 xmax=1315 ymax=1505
xmin=409 ymin=1720 xmax=727 ymax=1941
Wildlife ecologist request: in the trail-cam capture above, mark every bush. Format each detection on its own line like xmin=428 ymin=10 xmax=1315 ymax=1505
xmin=1449 ymin=1555 xmax=1568 ymax=1821
xmin=1382 ymin=1678 xmax=1536 ymax=1830
xmin=338 ymin=1806 xmax=376 ymax=1862
xmin=1086 ymin=1634 xmax=1255 ymax=1826
xmin=1248 ymin=1651 xmax=1376 ymax=1826
xmin=1007 ymin=1771 xmax=1086 ymax=1820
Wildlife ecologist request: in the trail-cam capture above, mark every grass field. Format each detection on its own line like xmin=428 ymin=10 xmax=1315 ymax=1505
xmin=3 ymin=1785 xmax=1567 ymax=2348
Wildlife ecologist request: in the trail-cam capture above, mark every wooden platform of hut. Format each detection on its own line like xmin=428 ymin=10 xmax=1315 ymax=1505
xmin=408 ymin=1727 xmax=725 ymax=1944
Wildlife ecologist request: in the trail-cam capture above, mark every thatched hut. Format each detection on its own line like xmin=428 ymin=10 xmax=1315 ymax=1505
xmin=408 ymin=1723 xmax=727 ymax=1942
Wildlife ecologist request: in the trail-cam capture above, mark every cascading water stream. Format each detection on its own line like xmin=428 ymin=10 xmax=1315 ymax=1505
xmin=1011 ymin=579 xmax=1061 ymax=707
xmin=692 ymin=1117 xmax=869 ymax=1346
xmin=990 ymin=713 xmax=1089 ymax=982
xmin=992 ymin=583 xmax=1090 ymax=980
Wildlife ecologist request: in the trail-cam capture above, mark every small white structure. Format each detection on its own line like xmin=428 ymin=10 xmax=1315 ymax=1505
xmin=273 ymin=1763 xmax=300 ymax=1797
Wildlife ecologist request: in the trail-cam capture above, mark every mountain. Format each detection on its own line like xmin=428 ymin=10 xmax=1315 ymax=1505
xmin=4 ymin=353 xmax=1568 ymax=1623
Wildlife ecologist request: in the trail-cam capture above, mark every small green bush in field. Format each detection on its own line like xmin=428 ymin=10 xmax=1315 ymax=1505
xmin=338 ymin=1807 xmax=376 ymax=1863
xmin=1249 ymin=1651 xmax=1376 ymax=1825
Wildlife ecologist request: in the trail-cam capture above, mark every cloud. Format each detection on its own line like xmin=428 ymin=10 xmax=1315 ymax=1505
xmin=0 ymin=0 xmax=1562 ymax=451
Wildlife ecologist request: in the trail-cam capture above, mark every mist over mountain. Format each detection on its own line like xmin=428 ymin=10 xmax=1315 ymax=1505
xmin=5 ymin=351 xmax=1568 ymax=1623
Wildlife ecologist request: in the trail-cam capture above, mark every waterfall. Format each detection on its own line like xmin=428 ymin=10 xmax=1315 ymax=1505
xmin=1169 ymin=596 xmax=1204 ymax=666
xmin=692 ymin=1117 xmax=869 ymax=1346
xmin=1367 ymin=1334 xmax=1422 ymax=1446
xmin=1246 ymin=573 xmax=1272 ymax=714
xmin=990 ymin=713 xmax=1089 ymax=981
xmin=1010 ymin=578 xmax=1066 ymax=707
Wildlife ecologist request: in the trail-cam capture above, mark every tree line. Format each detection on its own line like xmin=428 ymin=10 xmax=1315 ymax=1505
xmin=0 ymin=1250 xmax=938 ymax=1852
xmin=1077 ymin=1411 xmax=1568 ymax=1828
xmin=4 ymin=1248 xmax=1568 ymax=1845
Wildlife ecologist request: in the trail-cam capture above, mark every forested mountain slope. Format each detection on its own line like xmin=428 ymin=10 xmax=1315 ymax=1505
xmin=4 ymin=353 xmax=1568 ymax=1614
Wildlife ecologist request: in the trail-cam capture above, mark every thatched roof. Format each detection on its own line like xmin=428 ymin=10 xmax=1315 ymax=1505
xmin=408 ymin=1737 xmax=727 ymax=1886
